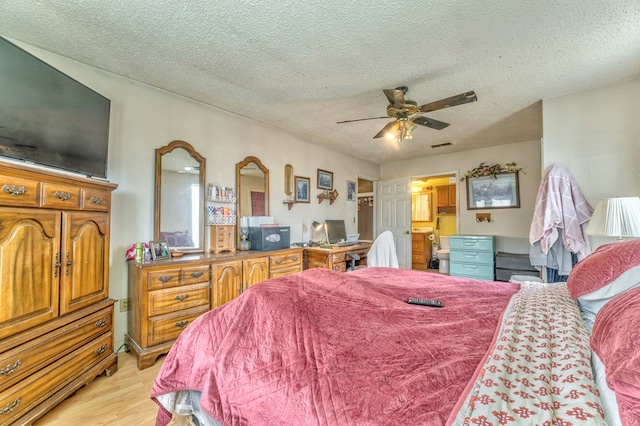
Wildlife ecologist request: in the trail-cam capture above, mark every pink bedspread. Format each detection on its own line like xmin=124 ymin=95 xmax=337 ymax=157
xmin=151 ymin=268 xmax=519 ymax=425
xmin=591 ymin=286 xmax=640 ymax=424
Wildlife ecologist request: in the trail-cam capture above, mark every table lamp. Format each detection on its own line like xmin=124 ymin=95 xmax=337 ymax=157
xmin=585 ymin=197 xmax=640 ymax=240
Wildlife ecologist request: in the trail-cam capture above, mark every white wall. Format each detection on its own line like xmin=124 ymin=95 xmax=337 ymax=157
xmin=12 ymin=41 xmax=379 ymax=349
xmin=542 ymin=77 xmax=640 ymax=248
xmin=381 ymin=140 xmax=542 ymax=253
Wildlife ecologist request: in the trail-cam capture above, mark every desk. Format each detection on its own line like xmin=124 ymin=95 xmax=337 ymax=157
xmin=303 ymin=242 xmax=372 ymax=272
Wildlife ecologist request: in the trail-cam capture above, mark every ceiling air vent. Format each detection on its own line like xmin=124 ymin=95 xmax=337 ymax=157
xmin=431 ymin=142 xmax=453 ymax=149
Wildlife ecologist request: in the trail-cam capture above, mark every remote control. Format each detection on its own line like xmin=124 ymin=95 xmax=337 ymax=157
xmin=407 ymin=297 xmax=443 ymax=308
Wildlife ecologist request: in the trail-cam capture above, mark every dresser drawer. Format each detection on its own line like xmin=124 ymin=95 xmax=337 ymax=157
xmin=450 ymin=262 xmax=495 ymax=280
xmin=41 ymin=182 xmax=82 ymax=209
xmin=182 ymin=265 xmax=210 ymax=285
xmin=0 ymin=307 xmax=112 ymax=393
xmin=449 ymin=236 xmax=494 ymax=251
xmin=0 ymin=332 xmax=112 ymax=425
xmin=0 ymin=174 xmax=39 ymax=207
xmin=270 ymin=251 xmax=302 ymax=270
xmin=450 ymin=250 xmax=494 ymax=265
xmin=148 ymin=268 xmax=182 ymax=290
xmin=81 ymin=187 xmax=111 ymax=212
xmin=148 ymin=306 xmax=209 ymax=346
xmin=148 ymin=282 xmax=210 ymax=316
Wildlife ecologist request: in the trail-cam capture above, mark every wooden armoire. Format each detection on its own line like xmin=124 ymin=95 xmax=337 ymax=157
xmin=0 ymin=161 xmax=117 ymax=425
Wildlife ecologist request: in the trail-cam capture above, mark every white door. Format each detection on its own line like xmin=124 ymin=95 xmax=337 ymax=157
xmin=376 ymin=177 xmax=411 ymax=269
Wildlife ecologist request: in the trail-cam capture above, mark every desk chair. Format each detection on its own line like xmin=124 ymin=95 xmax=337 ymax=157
xmin=347 ymin=231 xmax=399 ymax=270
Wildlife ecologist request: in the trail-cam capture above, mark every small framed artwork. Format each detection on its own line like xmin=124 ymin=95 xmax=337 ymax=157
xmin=317 ymin=169 xmax=333 ymax=190
xmin=150 ymin=240 xmax=171 ymax=260
xmin=294 ymin=176 xmax=310 ymax=203
xmin=346 ymin=180 xmax=356 ymax=201
xmin=466 ymin=172 xmax=520 ymax=210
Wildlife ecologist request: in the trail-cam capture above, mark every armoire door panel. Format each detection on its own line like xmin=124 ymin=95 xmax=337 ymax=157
xmin=59 ymin=212 xmax=109 ymax=315
xmin=0 ymin=209 xmax=60 ymax=339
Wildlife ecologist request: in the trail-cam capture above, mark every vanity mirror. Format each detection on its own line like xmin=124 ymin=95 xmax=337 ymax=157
xmin=236 ymin=156 xmax=269 ymax=220
xmin=154 ymin=140 xmax=206 ymax=253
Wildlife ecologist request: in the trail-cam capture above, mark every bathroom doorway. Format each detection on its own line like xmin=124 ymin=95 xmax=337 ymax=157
xmin=411 ymin=172 xmax=459 ymax=271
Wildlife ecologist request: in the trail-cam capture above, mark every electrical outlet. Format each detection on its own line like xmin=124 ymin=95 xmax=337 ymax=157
xmin=120 ymin=298 xmax=131 ymax=312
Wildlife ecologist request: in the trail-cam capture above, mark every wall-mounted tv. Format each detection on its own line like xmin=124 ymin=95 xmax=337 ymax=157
xmin=0 ymin=36 xmax=111 ymax=178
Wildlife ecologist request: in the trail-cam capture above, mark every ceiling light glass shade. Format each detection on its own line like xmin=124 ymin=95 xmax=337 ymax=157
xmin=585 ymin=197 xmax=640 ymax=239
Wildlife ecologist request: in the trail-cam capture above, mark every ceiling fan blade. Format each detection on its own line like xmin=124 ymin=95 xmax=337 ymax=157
xmin=413 ymin=116 xmax=450 ymax=130
xmin=336 ymin=116 xmax=389 ymax=124
xmin=419 ymin=91 xmax=477 ymax=113
xmin=373 ymin=121 xmax=399 ymax=139
xmin=383 ymin=88 xmax=406 ymax=108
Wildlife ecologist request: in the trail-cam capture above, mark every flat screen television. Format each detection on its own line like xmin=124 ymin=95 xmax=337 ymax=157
xmin=0 ymin=36 xmax=111 ymax=178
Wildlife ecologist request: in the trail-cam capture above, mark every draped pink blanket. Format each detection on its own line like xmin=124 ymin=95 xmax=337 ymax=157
xmin=151 ymin=268 xmax=519 ymax=425
xmin=529 ymin=163 xmax=592 ymax=257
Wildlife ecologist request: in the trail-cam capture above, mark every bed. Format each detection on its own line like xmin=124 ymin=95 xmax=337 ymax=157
xmin=151 ymin=240 xmax=640 ymax=425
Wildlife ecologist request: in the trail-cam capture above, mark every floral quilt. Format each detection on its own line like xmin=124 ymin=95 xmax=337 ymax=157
xmin=450 ymin=282 xmax=606 ymax=425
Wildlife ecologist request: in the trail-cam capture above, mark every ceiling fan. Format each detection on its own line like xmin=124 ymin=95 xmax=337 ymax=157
xmin=337 ymin=86 xmax=477 ymax=141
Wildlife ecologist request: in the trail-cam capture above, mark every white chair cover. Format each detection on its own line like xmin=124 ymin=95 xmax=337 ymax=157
xmin=366 ymin=231 xmax=399 ymax=268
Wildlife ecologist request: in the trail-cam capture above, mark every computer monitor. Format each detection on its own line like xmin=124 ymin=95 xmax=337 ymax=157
xmin=324 ymin=220 xmax=347 ymax=244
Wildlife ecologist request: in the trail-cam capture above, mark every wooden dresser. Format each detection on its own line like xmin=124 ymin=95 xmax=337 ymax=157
xmin=0 ymin=161 xmax=117 ymax=425
xmin=126 ymin=247 xmax=303 ymax=369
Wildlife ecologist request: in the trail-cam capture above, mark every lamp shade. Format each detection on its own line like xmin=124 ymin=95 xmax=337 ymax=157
xmin=585 ymin=197 xmax=640 ymax=238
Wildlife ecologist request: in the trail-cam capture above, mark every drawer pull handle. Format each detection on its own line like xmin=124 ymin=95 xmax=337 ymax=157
xmin=175 ymin=320 xmax=189 ymax=328
xmin=275 ymin=259 xmax=283 ymax=265
xmin=0 ymin=397 xmax=21 ymax=415
xmin=54 ymin=252 xmax=61 ymax=278
xmin=95 ymin=318 xmax=107 ymax=327
xmin=94 ymin=344 xmax=108 ymax=355
xmin=190 ymin=271 xmax=204 ymax=278
xmin=0 ymin=359 xmax=22 ymax=376
xmin=158 ymin=275 xmax=174 ymax=282
xmin=54 ymin=191 xmax=73 ymax=201
xmin=89 ymin=195 xmax=103 ymax=204
xmin=175 ymin=294 xmax=189 ymax=302
xmin=2 ymin=184 xmax=26 ymax=196
xmin=291 ymin=256 xmax=298 ymax=261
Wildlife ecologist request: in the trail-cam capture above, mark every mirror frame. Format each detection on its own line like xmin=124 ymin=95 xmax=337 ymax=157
xmin=154 ymin=140 xmax=206 ymax=253
xmin=236 ymin=156 xmax=269 ymax=236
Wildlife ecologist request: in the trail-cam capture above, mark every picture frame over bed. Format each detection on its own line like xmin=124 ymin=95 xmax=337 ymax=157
xmin=466 ymin=171 xmax=520 ymax=209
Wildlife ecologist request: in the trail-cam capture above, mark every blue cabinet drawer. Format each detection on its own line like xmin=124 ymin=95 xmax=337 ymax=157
xmin=450 ymin=250 xmax=494 ymax=264
xmin=450 ymin=261 xmax=495 ymax=279
xmin=450 ymin=235 xmax=494 ymax=251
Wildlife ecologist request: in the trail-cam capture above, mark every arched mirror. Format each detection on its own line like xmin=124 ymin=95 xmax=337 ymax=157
xmin=154 ymin=140 xmax=206 ymax=253
xmin=236 ymin=156 xmax=269 ymax=221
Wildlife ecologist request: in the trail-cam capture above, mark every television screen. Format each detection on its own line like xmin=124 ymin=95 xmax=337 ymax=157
xmin=325 ymin=219 xmax=347 ymax=244
xmin=0 ymin=36 xmax=110 ymax=178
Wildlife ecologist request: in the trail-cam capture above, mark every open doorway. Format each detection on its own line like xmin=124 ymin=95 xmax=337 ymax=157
xmin=410 ymin=173 xmax=458 ymax=271
xmin=357 ymin=177 xmax=374 ymax=241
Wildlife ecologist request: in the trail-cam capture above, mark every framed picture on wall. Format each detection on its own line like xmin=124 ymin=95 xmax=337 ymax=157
xmin=466 ymin=172 xmax=520 ymax=209
xmin=346 ymin=180 xmax=356 ymax=201
xmin=317 ymin=169 xmax=333 ymax=190
xmin=295 ymin=176 xmax=310 ymax=203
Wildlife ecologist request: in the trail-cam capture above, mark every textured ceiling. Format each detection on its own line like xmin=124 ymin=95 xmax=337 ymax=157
xmin=1 ymin=1 xmax=639 ymax=165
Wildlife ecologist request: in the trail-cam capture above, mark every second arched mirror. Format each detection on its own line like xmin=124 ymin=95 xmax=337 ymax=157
xmin=154 ymin=140 xmax=206 ymax=253
xmin=236 ymin=156 xmax=269 ymax=222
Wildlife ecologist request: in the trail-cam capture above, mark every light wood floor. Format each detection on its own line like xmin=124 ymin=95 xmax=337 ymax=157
xmin=35 ymin=351 xmax=164 ymax=425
